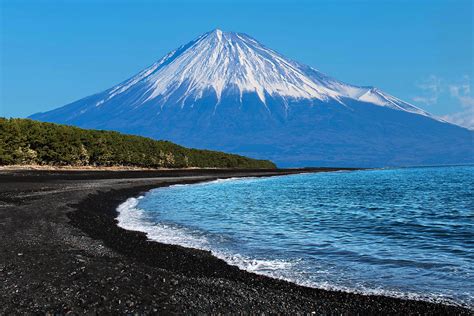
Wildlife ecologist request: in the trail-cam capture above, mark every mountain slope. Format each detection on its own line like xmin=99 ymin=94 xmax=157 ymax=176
xmin=30 ymin=29 xmax=473 ymax=167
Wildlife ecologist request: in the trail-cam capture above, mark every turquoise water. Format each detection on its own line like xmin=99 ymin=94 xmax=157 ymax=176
xmin=117 ymin=166 xmax=474 ymax=307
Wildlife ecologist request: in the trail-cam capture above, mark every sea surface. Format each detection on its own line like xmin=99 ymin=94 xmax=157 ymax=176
xmin=117 ymin=166 xmax=474 ymax=307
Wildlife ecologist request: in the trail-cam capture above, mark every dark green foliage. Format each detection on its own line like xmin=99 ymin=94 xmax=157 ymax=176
xmin=0 ymin=118 xmax=276 ymax=169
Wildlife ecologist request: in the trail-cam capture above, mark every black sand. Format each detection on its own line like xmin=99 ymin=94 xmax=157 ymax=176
xmin=0 ymin=169 xmax=471 ymax=315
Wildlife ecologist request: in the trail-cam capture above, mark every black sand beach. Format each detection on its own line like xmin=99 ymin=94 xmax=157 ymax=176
xmin=0 ymin=169 xmax=471 ymax=315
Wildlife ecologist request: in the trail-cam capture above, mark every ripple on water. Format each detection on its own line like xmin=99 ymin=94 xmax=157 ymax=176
xmin=117 ymin=166 xmax=474 ymax=308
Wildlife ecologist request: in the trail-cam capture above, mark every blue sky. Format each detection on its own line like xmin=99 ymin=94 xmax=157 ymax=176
xmin=1 ymin=0 xmax=473 ymax=128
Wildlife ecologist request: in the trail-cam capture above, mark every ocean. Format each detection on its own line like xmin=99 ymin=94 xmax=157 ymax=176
xmin=117 ymin=166 xmax=473 ymax=307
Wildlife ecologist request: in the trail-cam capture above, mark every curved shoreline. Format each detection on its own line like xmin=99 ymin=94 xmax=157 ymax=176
xmin=70 ymin=175 xmax=470 ymax=314
xmin=1 ymin=169 xmax=471 ymax=314
xmin=113 ymin=177 xmax=470 ymax=309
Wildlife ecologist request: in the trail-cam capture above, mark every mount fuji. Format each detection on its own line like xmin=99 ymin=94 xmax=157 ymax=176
xmin=30 ymin=29 xmax=473 ymax=167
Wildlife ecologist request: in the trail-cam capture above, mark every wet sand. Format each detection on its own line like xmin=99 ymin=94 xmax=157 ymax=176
xmin=0 ymin=168 xmax=470 ymax=314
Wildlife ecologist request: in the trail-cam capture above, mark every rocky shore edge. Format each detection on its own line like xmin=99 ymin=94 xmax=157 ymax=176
xmin=1 ymin=169 xmax=471 ymax=314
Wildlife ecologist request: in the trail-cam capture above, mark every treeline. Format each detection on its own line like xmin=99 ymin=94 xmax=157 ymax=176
xmin=0 ymin=118 xmax=276 ymax=169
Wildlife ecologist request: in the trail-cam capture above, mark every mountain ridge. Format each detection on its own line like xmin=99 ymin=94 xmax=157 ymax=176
xmin=30 ymin=29 xmax=473 ymax=167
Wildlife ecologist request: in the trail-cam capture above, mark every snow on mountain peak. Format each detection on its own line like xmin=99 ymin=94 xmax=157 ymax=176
xmin=137 ymin=29 xmax=345 ymax=105
xmin=29 ymin=29 xmax=473 ymax=168
xmin=213 ymin=28 xmax=223 ymax=40
xmin=94 ymin=29 xmax=435 ymax=119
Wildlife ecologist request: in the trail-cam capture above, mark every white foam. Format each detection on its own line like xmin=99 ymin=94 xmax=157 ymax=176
xmin=116 ymin=195 xmax=470 ymax=308
xmin=116 ymin=197 xmax=146 ymax=232
xmin=206 ymin=177 xmax=257 ymax=184
xmin=116 ymin=195 xmax=297 ymax=278
xmin=116 ymin=197 xmax=209 ymax=248
xmin=163 ymin=177 xmax=258 ymax=190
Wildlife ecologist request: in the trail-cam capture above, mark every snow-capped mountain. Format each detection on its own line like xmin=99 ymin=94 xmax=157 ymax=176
xmin=30 ymin=29 xmax=473 ymax=167
xmin=59 ymin=29 xmax=432 ymax=117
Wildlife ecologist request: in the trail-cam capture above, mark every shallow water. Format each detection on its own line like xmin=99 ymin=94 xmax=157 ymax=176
xmin=117 ymin=166 xmax=474 ymax=307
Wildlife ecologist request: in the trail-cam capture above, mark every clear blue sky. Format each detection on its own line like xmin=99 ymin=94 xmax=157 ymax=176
xmin=1 ymin=0 xmax=473 ymax=127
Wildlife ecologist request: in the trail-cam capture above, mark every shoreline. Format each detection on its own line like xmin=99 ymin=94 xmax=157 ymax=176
xmin=0 ymin=168 xmax=471 ymax=314
xmin=113 ymin=176 xmax=467 ymax=308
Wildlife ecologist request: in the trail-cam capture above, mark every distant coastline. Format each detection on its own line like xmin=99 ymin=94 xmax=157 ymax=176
xmin=0 ymin=118 xmax=276 ymax=169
